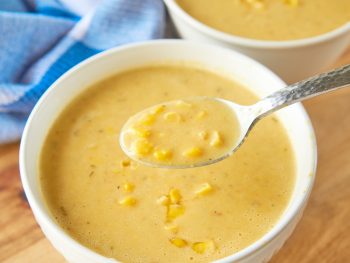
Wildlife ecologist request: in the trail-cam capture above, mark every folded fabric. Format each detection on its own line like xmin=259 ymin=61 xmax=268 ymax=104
xmin=0 ymin=0 xmax=166 ymax=144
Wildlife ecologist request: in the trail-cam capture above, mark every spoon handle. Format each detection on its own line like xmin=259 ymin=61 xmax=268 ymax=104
xmin=255 ymin=64 xmax=350 ymax=118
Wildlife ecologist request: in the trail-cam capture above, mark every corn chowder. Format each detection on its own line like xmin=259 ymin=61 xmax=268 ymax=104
xmin=40 ymin=65 xmax=295 ymax=263
xmin=175 ymin=0 xmax=350 ymax=41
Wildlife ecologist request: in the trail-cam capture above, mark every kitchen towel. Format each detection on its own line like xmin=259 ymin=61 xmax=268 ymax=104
xmin=0 ymin=0 xmax=166 ymax=143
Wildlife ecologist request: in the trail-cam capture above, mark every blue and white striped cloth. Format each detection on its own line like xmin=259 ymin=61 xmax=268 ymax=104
xmin=0 ymin=0 xmax=166 ymax=144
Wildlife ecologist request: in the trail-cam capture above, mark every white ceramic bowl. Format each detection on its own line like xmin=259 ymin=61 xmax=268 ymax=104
xmin=20 ymin=40 xmax=317 ymax=263
xmin=164 ymin=0 xmax=350 ymax=83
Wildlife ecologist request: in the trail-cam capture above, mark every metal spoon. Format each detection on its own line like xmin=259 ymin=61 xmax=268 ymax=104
xmin=120 ymin=64 xmax=350 ymax=169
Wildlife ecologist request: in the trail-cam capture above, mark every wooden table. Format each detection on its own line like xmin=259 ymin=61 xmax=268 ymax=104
xmin=1 ymin=49 xmax=350 ymax=263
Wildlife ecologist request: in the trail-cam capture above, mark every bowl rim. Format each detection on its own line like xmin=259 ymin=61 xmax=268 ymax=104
xmin=163 ymin=0 xmax=350 ymax=49
xmin=19 ymin=39 xmax=317 ymax=263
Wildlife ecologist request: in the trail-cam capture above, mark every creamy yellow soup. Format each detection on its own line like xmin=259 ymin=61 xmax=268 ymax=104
xmin=40 ymin=65 xmax=295 ymax=263
xmin=176 ymin=0 xmax=350 ymax=40
xmin=121 ymin=98 xmax=240 ymax=167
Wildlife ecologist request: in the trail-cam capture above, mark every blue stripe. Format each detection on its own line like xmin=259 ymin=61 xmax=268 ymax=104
xmin=2 ymin=42 xmax=99 ymax=113
xmin=38 ymin=7 xmax=79 ymax=20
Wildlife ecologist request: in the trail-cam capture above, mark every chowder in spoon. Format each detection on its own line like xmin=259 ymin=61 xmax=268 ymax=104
xmin=120 ymin=98 xmax=240 ymax=168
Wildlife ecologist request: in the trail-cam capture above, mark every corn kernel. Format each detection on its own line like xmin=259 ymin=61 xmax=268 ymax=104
xmin=183 ymin=147 xmax=203 ymax=158
xmin=284 ymin=0 xmax=298 ymax=7
xmin=138 ymin=113 xmax=156 ymax=126
xmin=157 ymin=195 xmax=170 ymax=206
xmin=198 ymin=131 xmax=208 ymax=140
xmin=196 ymin=111 xmax=207 ymax=119
xmin=164 ymin=112 xmax=182 ymax=122
xmin=169 ymin=189 xmax=182 ymax=204
xmin=151 ymin=105 xmax=166 ymax=114
xmin=153 ymin=149 xmax=172 ymax=161
xmin=195 ymin=183 xmax=213 ymax=196
xmin=210 ymin=131 xmax=223 ymax=147
xmin=164 ymin=223 xmax=179 ymax=234
xmin=167 ymin=204 xmax=185 ymax=220
xmin=119 ymin=196 xmax=137 ymax=206
xmin=123 ymin=182 xmax=135 ymax=192
xmin=170 ymin=237 xmax=188 ymax=248
xmin=121 ymin=159 xmax=131 ymax=167
xmin=131 ymin=138 xmax=153 ymax=156
xmin=130 ymin=127 xmax=151 ymax=138
xmin=192 ymin=241 xmax=215 ymax=254
xmin=192 ymin=242 xmax=206 ymax=254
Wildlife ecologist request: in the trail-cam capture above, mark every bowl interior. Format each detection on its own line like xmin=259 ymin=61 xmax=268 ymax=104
xmin=20 ymin=40 xmax=316 ymax=262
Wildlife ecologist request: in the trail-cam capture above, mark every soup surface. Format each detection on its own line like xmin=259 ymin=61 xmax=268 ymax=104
xmin=176 ymin=0 xmax=350 ymax=40
xmin=120 ymin=98 xmax=240 ymax=167
xmin=40 ymin=65 xmax=295 ymax=263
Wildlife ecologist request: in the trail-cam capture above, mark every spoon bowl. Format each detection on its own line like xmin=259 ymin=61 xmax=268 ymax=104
xmin=119 ymin=97 xmax=242 ymax=169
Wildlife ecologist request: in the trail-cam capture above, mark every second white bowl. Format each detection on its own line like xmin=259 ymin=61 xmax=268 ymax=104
xmin=164 ymin=0 xmax=350 ymax=83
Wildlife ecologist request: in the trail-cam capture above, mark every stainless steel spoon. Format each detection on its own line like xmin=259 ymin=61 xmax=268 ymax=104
xmin=121 ymin=64 xmax=350 ymax=169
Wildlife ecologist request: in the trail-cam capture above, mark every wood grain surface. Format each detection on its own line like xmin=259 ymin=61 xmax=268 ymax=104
xmin=1 ymin=48 xmax=350 ymax=263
